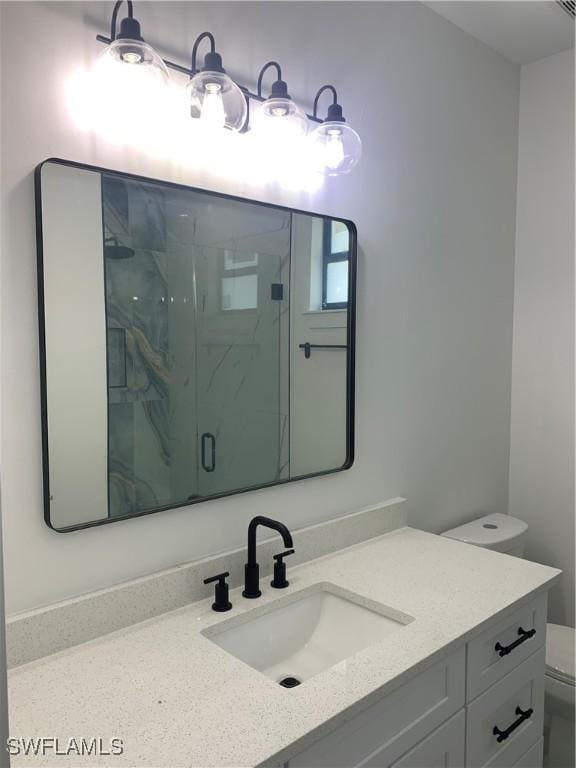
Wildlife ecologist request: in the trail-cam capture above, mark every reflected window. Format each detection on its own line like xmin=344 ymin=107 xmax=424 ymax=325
xmin=224 ymin=249 xmax=259 ymax=271
xmin=322 ymin=220 xmax=349 ymax=310
xmin=222 ymin=274 xmax=258 ymax=310
xmin=221 ymin=249 xmax=259 ymax=311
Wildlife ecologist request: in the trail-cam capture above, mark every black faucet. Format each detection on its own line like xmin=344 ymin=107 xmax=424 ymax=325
xmin=243 ymin=516 xmax=294 ymax=598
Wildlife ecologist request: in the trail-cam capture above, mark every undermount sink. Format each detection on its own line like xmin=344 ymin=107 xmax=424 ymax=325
xmin=202 ymin=582 xmax=414 ymax=686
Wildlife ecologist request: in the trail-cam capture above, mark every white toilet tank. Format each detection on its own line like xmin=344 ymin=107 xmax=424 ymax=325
xmin=441 ymin=512 xmax=528 ymax=557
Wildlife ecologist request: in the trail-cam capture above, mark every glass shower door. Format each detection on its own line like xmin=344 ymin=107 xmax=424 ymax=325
xmin=193 ymin=207 xmax=291 ymax=497
xmin=102 ymin=175 xmax=291 ymax=516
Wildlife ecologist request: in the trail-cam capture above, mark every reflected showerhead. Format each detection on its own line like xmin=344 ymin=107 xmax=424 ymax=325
xmin=104 ymin=237 xmax=135 ymax=260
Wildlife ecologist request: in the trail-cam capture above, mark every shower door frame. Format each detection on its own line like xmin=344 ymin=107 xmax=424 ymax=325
xmin=35 ymin=157 xmax=357 ymax=533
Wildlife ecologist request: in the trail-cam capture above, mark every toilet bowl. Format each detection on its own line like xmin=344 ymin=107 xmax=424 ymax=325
xmin=442 ymin=514 xmax=575 ymax=768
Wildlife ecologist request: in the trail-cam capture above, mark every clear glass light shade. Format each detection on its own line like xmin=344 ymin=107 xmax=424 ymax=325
xmin=309 ymin=121 xmax=362 ymax=176
xmin=187 ymin=71 xmax=247 ymax=132
xmin=251 ymin=98 xmax=308 ymax=139
xmin=89 ymin=39 xmax=172 ymax=143
xmin=97 ymin=38 xmax=170 ymax=83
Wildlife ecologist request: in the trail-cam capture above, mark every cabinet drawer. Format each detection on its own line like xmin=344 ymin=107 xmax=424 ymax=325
xmin=466 ymin=647 xmax=545 ymax=768
xmin=288 ymin=647 xmax=465 ymax=768
xmin=466 ymin=594 xmax=546 ymax=701
xmin=388 ymin=710 xmax=465 ymax=768
xmin=513 ymin=738 xmax=543 ymax=767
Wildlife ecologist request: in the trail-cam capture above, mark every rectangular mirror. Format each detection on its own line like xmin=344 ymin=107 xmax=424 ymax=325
xmin=36 ymin=159 xmax=356 ymax=531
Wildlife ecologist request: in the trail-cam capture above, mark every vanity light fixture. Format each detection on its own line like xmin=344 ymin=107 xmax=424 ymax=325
xmin=251 ymin=61 xmax=308 ymax=139
xmin=309 ymin=85 xmax=362 ymax=176
xmin=187 ymin=32 xmax=247 ymax=132
xmin=97 ymin=0 xmax=169 ymax=85
xmin=93 ymin=2 xmax=363 ymax=176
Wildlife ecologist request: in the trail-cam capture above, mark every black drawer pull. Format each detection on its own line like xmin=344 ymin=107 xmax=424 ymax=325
xmin=493 ymin=706 xmax=533 ymax=742
xmin=495 ymin=627 xmax=536 ymax=657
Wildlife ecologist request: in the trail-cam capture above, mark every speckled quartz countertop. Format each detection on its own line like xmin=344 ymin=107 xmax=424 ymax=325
xmin=8 ymin=527 xmax=560 ymax=768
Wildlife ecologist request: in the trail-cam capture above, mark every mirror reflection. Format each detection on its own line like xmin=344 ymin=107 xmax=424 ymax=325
xmin=38 ymin=160 xmax=355 ymax=530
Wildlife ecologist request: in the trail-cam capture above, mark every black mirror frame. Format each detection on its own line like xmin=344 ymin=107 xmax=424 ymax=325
xmin=35 ymin=157 xmax=357 ymax=532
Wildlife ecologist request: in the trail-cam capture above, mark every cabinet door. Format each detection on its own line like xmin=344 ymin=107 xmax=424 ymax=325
xmin=288 ymin=648 xmax=465 ymax=768
xmin=386 ymin=711 xmax=465 ymax=768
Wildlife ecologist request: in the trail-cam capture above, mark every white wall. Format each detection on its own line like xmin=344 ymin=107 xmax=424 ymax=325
xmin=509 ymin=49 xmax=575 ymax=627
xmin=0 ymin=1 xmax=520 ymax=616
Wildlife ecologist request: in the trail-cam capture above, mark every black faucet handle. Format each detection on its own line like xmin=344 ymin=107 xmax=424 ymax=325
xmin=271 ymin=549 xmax=295 ymax=589
xmin=203 ymin=571 xmax=232 ymax=612
xmin=203 ymin=571 xmax=230 ymax=585
xmin=273 ymin=549 xmax=295 ymax=562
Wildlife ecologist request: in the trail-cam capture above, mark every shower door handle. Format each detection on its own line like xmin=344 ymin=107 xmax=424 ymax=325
xmin=201 ymin=433 xmax=216 ymax=473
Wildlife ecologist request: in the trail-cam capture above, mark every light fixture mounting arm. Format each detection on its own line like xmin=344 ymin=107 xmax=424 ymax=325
xmin=191 ymin=32 xmax=222 ymax=74
xmin=257 ymin=61 xmax=289 ymax=99
xmin=110 ymin=0 xmax=134 ymax=40
xmin=313 ymin=84 xmax=345 ymax=122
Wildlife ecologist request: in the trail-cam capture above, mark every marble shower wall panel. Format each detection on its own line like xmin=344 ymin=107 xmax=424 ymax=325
xmin=129 ymin=184 xmax=167 ymax=252
xmin=102 ymin=176 xmax=129 ymax=246
xmin=108 ymin=402 xmax=135 ymax=518
xmin=103 ymin=178 xmax=171 ymax=518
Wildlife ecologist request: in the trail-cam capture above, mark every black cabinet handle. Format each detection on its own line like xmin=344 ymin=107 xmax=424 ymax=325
xmin=495 ymin=627 xmax=536 ymax=657
xmin=201 ymin=433 xmax=216 ymax=472
xmin=493 ymin=706 xmax=533 ymax=742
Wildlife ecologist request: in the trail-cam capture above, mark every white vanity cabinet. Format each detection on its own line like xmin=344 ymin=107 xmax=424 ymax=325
xmin=284 ymin=594 xmax=547 ymax=768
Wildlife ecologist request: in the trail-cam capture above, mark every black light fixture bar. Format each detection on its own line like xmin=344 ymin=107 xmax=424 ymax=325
xmin=95 ymin=31 xmax=324 ymax=124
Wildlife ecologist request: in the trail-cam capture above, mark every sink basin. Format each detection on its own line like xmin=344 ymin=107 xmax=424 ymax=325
xmin=202 ymin=582 xmax=413 ymax=686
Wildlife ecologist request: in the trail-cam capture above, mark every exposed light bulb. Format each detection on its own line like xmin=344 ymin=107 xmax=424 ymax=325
xmin=309 ymin=120 xmax=362 ymax=176
xmin=121 ymin=50 xmax=143 ymax=64
xmin=251 ymin=97 xmax=308 ymax=140
xmin=324 ymin=128 xmax=345 ymax=170
xmin=187 ymin=45 xmax=247 ymax=133
xmin=308 ymin=91 xmax=362 ymax=176
xmin=200 ymin=82 xmax=226 ymax=128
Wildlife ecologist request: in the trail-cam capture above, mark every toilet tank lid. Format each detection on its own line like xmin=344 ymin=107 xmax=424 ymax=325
xmin=441 ymin=513 xmax=527 ymax=547
xmin=546 ymin=623 xmax=575 ymax=684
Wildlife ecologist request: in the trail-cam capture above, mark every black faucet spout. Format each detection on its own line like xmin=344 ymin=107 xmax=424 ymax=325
xmin=247 ymin=516 xmax=293 ymax=564
xmin=243 ymin=516 xmax=294 ymax=599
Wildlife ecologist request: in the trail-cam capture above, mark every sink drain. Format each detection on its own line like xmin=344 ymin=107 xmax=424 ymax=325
xmin=279 ymin=676 xmax=302 ymax=688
